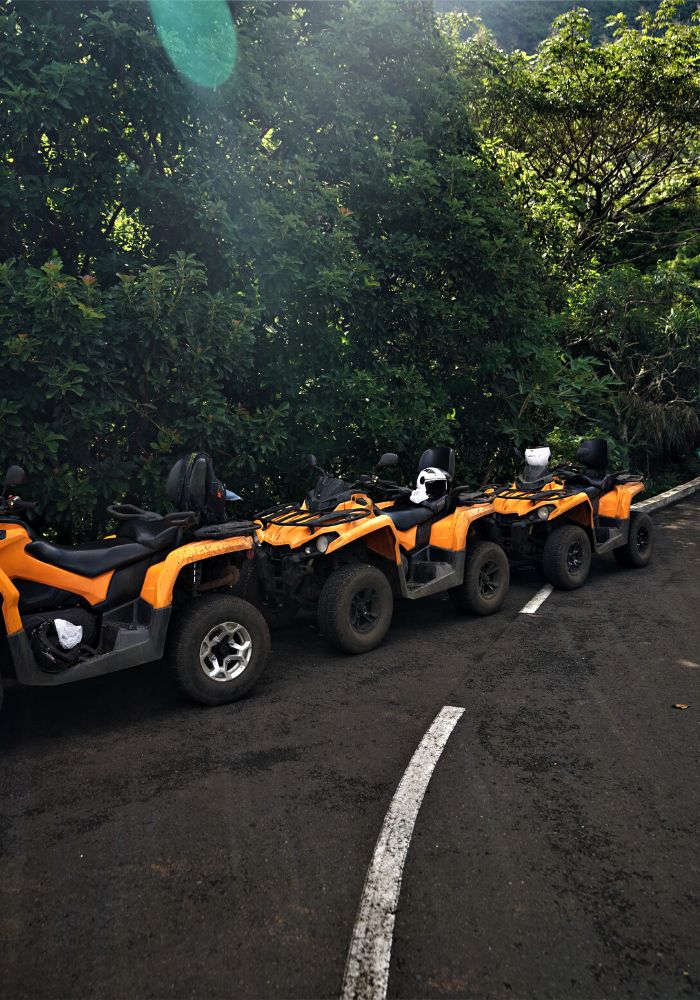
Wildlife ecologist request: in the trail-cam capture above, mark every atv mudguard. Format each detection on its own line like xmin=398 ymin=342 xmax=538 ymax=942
xmin=140 ymin=536 xmax=254 ymax=608
xmin=260 ymin=495 xmax=495 ymax=564
xmin=599 ymin=482 xmax=644 ymax=519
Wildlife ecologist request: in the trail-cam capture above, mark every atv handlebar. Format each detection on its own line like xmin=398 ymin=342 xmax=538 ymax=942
xmin=551 ymin=466 xmax=600 ymax=488
xmin=550 ymin=465 xmax=577 ymax=480
xmin=352 ymin=475 xmax=410 ymax=499
xmin=107 ymin=503 xmax=161 ymax=522
xmin=162 ymin=510 xmax=198 ymax=529
xmin=7 ymin=498 xmax=39 ymax=513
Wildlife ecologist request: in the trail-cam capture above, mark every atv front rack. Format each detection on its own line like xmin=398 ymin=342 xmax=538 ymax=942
xmin=256 ymin=502 xmax=372 ymax=531
xmin=486 ymin=470 xmax=643 ymax=505
xmin=484 ymin=483 xmax=580 ymax=504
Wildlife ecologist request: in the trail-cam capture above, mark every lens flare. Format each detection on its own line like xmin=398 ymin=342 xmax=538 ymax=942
xmin=149 ymin=0 xmax=237 ymax=89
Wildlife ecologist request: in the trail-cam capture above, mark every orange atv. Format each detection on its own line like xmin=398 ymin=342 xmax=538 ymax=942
xmin=243 ymin=447 xmax=510 ymax=654
xmin=487 ymin=438 xmax=653 ymax=590
xmin=0 ymin=453 xmax=270 ymax=714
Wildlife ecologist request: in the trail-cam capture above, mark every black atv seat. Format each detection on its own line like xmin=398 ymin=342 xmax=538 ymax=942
xmin=418 ymin=446 xmax=455 ymax=481
xmin=384 ymin=494 xmax=455 ymax=531
xmin=384 ymin=505 xmax=434 ymax=531
xmin=27 ymin=538 xmax=152 ymax=578
xmin=571 ymin=439 xmax=612 ymax=500
xmin=568 ymin=473 xmax=612 ymax=498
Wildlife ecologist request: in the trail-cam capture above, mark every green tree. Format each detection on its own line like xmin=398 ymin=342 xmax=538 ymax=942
xmin=451 ymin=1 xmax=700 ymax=473
xmin=461 ymin=2 xmax=700 ymax=265
xmin=7 ymin=0 xmax=676 ymax=538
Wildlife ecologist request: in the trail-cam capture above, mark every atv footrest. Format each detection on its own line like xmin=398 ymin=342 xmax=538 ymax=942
xmin=595 ymin=526 xmax=625 ymax=554
xmin=100 ymin=622 xmax=150 ymax=654
xmin=402 ymin=545 xmax=463 ymax=599
xmin=193 ymin=520 xmax=256 ymax=540
xmin=406 ymin=560 xmax=458 ymax=597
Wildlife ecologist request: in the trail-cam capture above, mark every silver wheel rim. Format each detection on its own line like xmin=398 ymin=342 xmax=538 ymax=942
xmin=199 ymin=621 xmax=252 ymax=682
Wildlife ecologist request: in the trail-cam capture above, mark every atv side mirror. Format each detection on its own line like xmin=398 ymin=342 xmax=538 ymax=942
xmin=3 ymin=465 xmax=26 ymax=495
xmin=376 ymin=453 xmax=398 ymax=470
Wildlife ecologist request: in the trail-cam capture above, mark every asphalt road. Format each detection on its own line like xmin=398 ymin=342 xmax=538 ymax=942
xmin=1 ymin=496 xmax=699 ymax=1000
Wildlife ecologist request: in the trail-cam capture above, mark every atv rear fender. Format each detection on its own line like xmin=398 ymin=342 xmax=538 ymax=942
xmin=428 ymin=504 xmax=497 ymax=551
xmin=598 ymin=482 xmax=644 ymax=519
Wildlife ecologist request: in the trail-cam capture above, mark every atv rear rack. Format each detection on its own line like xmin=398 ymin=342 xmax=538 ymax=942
xmin=256 ymin=502 xmax=371 ymax=531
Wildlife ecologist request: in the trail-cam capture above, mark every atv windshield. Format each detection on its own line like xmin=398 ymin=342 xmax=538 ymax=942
xmin=306 ymin=474 xmax=354 ymax=513
xmin=518 ymin=462 xmax=551 ymax=484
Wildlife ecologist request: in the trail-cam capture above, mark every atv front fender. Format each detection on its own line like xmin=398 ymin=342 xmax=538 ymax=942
xmin=141 ymin=536 xmax=254 ymax=609
xmin=546 ymin=492 xmax=595 ymax=526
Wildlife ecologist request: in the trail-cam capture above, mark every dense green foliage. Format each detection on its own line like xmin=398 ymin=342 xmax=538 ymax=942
xmin=435 ymin=0 xmax=696 ymax=52
xmin=0 ymin=254 xmax=289 ymax=535
xmin=568 ymin=259 xmax=700 ymax=467
xmin=0 ymin=0 xmax=698 ymax=538
xmin=454 ymin=0 xmax=700 ymax=475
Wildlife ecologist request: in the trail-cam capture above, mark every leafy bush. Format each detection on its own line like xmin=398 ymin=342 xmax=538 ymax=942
xmin=0 ymin=254 xmax=289 ymax=538
xmin=566 ymin=258 xmax=700 ymax=471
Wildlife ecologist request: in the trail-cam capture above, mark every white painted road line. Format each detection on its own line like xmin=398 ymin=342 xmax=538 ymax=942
xmin=520 ymin=584 xmax=554 ymax=615
xmin=341 ymin=705 xmax=465 ymax=1000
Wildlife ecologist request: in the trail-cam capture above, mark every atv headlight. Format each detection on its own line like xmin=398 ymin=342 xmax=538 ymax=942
xmin=316 ymin=533 xmax=333 ymax=553
xmin=536 ymin=504 xmax=556 ymax=521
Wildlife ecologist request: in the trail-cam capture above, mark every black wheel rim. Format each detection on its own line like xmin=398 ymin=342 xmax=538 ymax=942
xmin=567 ymin=540 xmax=585 ymax=573
xmin=636 ymin=525 xmax=650 ymax=552
xmin=478 ymin=559 xmax=501 ymax=599
xmin=350 ymin=588 xmax=380 ymax=633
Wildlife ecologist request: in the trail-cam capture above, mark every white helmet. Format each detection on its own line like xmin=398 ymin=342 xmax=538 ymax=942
xmin=525 ymin=446 xmax=551 ymax=467
xmin=410 ymin=466 xmax=448 ymax=504
xmin=519 ymin=445 xmax=552 ymax=486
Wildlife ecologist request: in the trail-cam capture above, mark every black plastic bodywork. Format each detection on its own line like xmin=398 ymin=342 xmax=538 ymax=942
xmin=7 ymin=603 xmax=171 ymax=687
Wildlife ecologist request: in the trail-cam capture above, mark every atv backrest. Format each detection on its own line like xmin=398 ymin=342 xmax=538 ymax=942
xmin=166 ymin=453 xmax=227 ymax=525
xmin=166 ymin=454 xmax=206 ymax=510
xmin=575 ymin=438 xmax=608 ymax=474
xmin=418 ymin=446 xmax=455 ymax=481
